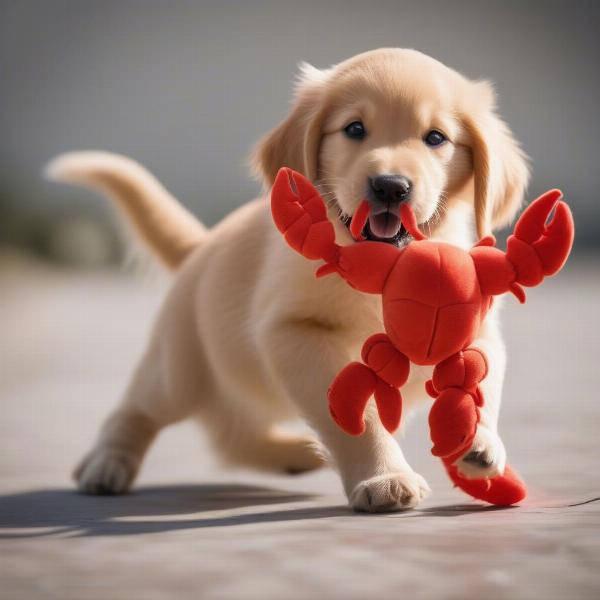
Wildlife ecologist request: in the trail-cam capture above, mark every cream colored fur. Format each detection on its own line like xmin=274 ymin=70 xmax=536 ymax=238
xmin=47 ymin=48 xmax=529 ymax=511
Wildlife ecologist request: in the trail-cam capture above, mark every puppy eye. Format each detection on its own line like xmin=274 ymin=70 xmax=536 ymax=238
xmin=344 ymin=121 xmax=366 ymax=140
xmin=424 ymin=130 xmax=447 ymax=147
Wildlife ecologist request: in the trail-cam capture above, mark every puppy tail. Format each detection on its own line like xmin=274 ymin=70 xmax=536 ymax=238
xmin=45 ymin=151 xmax=207 ymax=270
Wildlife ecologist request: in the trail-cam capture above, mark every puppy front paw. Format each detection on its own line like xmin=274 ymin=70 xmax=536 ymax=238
xmin=456 ymin=426 xmax=506 ymax=480
xmin=73 ymin=448 xmax=138 ymax=495
xmin=349 ymin=471 xmax=431 ymax=513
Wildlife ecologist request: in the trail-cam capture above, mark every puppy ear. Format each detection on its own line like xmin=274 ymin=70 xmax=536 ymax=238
xmin=462 ymin=81 xmax=530 ymax=238
xmin=251 ymin=62 xmax=331 ymax=187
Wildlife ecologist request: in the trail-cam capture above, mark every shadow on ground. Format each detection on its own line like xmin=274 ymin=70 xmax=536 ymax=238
xmin=0 ymin=483 xmax=351 ymax=538
xmin=0 ymin=483 xmax=516 ymax=538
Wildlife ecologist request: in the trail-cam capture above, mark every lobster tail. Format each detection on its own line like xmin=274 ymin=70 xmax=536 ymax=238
xmin=442 ymin=457 xmax=527 ymax=506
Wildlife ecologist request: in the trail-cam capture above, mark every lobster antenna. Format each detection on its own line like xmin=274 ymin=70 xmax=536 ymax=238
xmin=400 ymin=204 xmax=426 ymax=241
xmin=350 ymin=200 xmax=370 ymax=241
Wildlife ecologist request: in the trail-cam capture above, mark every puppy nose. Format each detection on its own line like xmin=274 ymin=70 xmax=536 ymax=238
xmin=369 ymin=175 xmax=412 ymax=203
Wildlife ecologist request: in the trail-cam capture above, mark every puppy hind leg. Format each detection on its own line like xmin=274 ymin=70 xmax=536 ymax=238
xmin=202 ymin=405 xmax=325 ymax=474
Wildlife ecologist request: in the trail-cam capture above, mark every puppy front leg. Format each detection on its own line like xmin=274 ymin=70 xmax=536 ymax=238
xmin=261 ymin=321 xmax=430 ymax=512
xmin=74 ymin=344 xmax=181 ymax=494
xmin=455 ymin=311 xmax=508 ymax=479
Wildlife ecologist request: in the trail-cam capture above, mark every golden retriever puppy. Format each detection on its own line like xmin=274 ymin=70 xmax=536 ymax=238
xmin=47 ymin=48 xmax=529 ymax=512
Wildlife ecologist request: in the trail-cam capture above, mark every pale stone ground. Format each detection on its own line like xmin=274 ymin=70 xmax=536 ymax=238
xmin=1 ymin=253 xmax=599 ymax=600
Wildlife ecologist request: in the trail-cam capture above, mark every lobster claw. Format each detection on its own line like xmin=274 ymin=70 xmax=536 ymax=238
xmin=271 ymin=167 xmax=338 ymax=262
xmin=509 ymin=189 xmax=574 ymax=285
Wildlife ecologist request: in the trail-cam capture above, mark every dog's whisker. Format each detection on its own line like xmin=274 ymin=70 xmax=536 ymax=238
xmin=318 ymin=177 xmax=344 ymax=184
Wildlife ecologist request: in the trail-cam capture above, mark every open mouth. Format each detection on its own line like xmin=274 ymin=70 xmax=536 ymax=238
xmin=341 ymin=207 xmax=411 ymax=247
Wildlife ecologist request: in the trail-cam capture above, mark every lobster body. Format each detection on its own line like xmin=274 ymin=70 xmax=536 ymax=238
xmin=382 ymin=241 xmax=489 ymax=366
xmin=270 ymin=167 xmax=574 ymax=506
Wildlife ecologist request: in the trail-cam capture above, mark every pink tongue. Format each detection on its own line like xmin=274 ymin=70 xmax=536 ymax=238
xmin=369 ymin=212 xmax=402 ymax=238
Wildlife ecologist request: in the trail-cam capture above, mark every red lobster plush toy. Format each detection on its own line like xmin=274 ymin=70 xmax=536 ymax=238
xmin=271 ymin=167 xmax=574 ymax=506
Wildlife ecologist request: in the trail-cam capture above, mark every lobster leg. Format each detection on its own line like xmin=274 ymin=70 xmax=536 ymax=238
xmin=428 ymin=349 xmax=527 ymax=505
xmin=426 ymin=348 xmax=488 ymax=458
xmin=328 ymin=334 xmax=410 ymax=435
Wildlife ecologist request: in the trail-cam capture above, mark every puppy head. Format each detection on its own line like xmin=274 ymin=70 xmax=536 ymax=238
xmin=253 ymin=48 xmax=529 ymax=243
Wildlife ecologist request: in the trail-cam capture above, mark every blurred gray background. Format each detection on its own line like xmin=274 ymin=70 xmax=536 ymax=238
xmin=2 ymin=4 xmax=600 ymax=598
xmin=1 ymin=0 xmax=599 ymax=263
